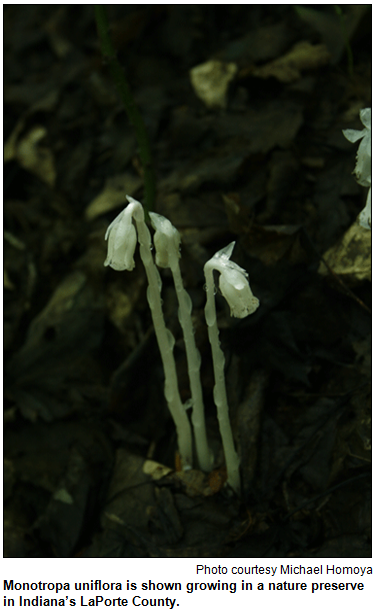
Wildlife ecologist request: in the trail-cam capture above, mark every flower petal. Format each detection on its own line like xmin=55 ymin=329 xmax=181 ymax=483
xmin=219 ymin=265 xmax=259 ymax=318
xmin=342 ymin=128 xmax=365 ymax=143
xmin=104 ymin=205 xmax=137 ymax=270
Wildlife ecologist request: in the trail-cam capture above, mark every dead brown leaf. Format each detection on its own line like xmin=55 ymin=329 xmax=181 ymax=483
xmin=252 ymin=41 xmax=331 ymax=83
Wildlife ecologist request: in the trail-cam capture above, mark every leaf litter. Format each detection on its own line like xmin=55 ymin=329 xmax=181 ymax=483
xmin=4 ymin=5 xmax=371 ymax=558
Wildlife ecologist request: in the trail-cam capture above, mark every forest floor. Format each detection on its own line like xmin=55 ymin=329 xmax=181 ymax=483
xmin=4 ymin=5 xmax=371 ymax=558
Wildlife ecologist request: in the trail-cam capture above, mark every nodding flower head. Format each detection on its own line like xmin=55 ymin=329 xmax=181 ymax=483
xmin=149 ymin=212 xmax=181 ymax=269
xmin=343 ymin=108 xmax=371 ymax=188
xmin=343 ymin=108 xmax=371 ymax=230
xmin=219 ymin=264 xmax=259 ymax=318
xmin=208 ymin=242 xmax=260 ymax=319
xmin=104 ymin=206 xmax=137 ymax=271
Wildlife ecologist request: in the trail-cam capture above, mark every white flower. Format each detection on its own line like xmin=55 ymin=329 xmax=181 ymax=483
xmin=343 ymin=108 xmax=371 ymax=187
xmin=149 ymin=212 xmax=181 ymax=269
xmin=209 ymin=242 xmax=260 ymax=319
xmin=343 ymin=108 xmax=371 ymax=230
xmin=104 ymin=206 xmax=137 ymax=271
xmin=219 ymin=264 xmax=259 ymax=318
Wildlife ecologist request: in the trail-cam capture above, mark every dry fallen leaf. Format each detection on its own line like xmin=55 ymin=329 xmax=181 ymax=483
xmin=172 ymin=468 xmax=227 ymax=497
xmin=252 ymin=41 xmax=331 ymax=83
xmin=85 ymin=173 xmax=143 ymax=220
xmin=318 ymin=220 xmax=371 ymax=282
xmin=190 ymin=60 xmax=237 ymax=109
xmin=143 ymin=460 xmax=173 ymax=481
xmin=5 ymin=125 xmax=56 ymax=186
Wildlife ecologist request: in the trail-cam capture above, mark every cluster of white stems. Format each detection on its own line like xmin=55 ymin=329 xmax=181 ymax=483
xmin=104 ymin=196 xmax=259 ymax=494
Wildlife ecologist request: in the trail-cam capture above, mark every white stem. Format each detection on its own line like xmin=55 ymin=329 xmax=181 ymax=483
xmin=203 ymin=262 xmax=241 ymax=494
xmin=130 ymin=203 xmax=193 ymax=469
xmin=170 ymin=260 xmax=213 ymax=472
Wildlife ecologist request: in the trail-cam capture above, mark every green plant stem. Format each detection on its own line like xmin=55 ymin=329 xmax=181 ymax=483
xmin=94 ymin=5 xmax=155 ymax=214
xmin=334 ymin=5 xmax=354 ymax=78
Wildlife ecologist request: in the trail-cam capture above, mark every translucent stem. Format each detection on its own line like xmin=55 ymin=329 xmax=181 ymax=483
xmin=130 ymin=203 xmax=193 ymax=469
xmin=170 ymin=261 xmax=213 ymax=472
xmin=203 ymin=262 xmax=241 ymax=494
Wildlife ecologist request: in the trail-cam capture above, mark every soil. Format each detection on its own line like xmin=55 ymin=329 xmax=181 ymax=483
xmin=4 ymin=5 xmax=371 ymax=558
